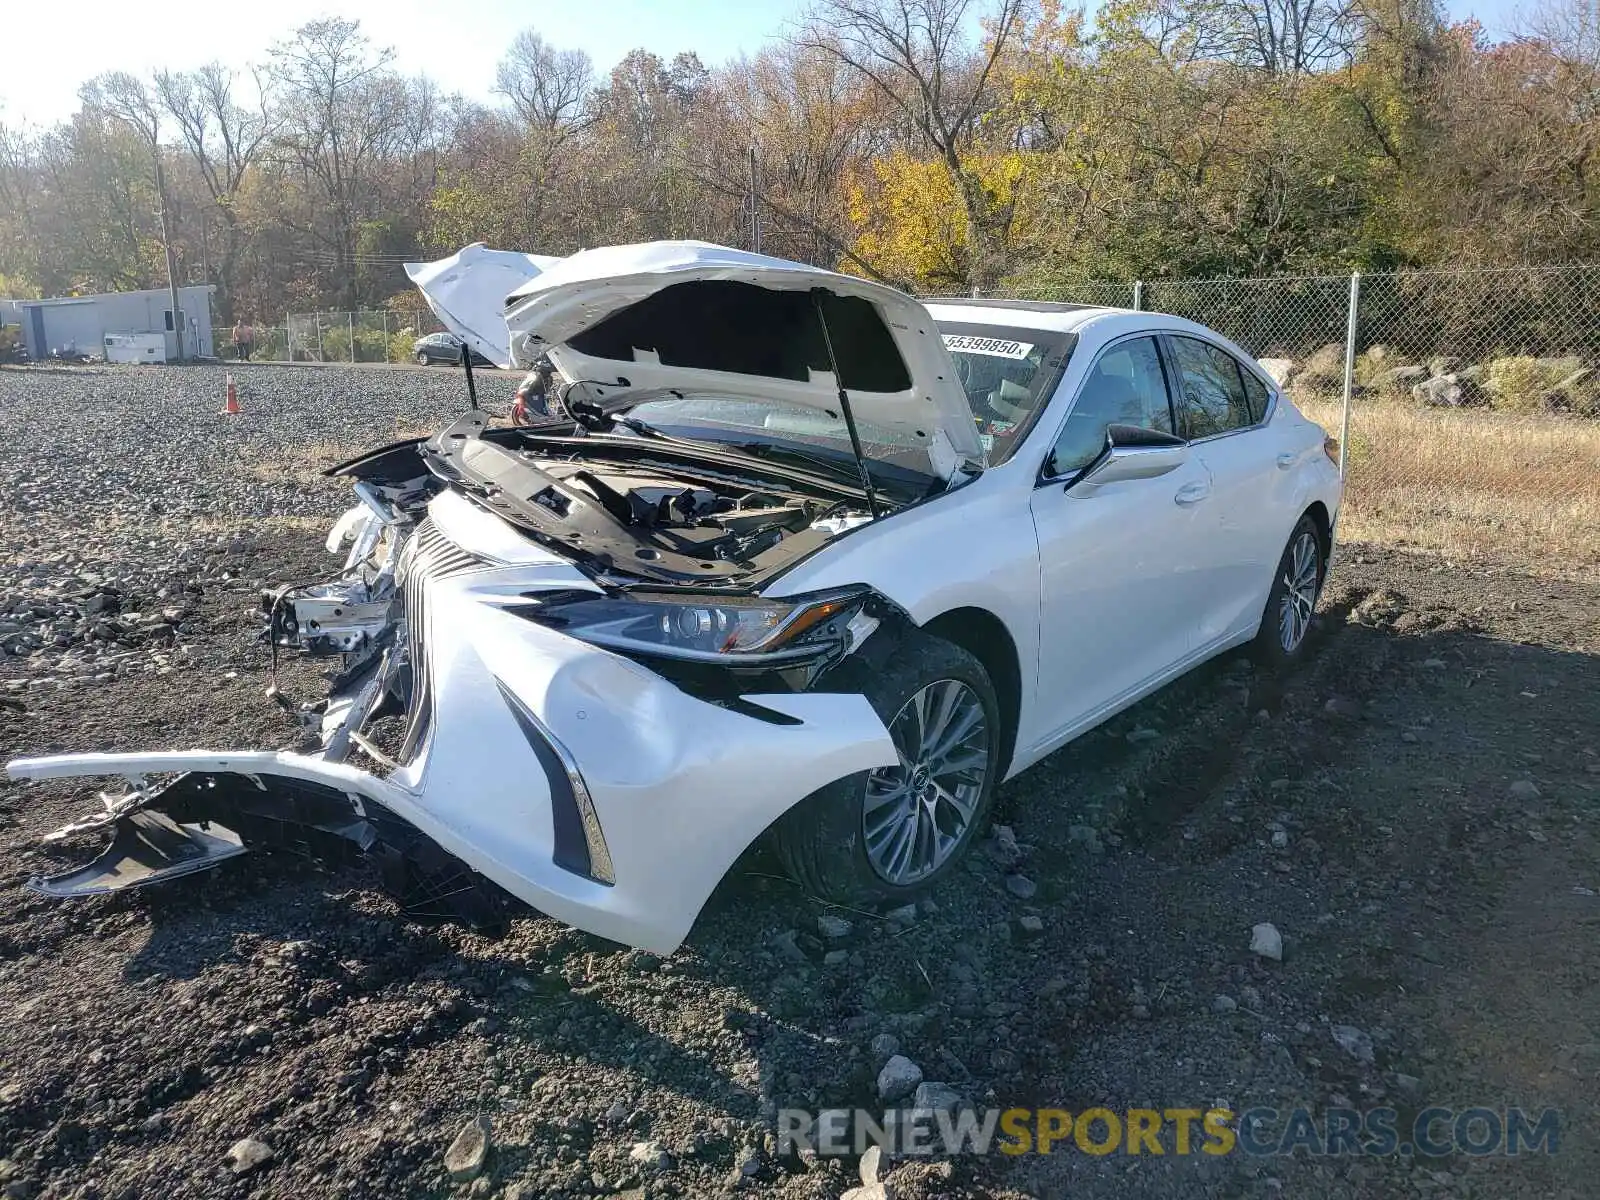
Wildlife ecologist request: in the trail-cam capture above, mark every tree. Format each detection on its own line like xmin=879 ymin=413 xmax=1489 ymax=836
xmin=495 ymin=31 xmax=594 ymax=136
xmin=803 ymin=0 xmax=1032 ymax=294
xmin=153 ymin=63 xmax=278 ymax=319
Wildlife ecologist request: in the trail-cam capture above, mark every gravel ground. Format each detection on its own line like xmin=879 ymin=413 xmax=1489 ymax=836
xmin=0 ymin=363 xmax=1597 ymax=1200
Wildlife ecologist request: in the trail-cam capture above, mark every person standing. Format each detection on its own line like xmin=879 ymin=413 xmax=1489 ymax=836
xmin=240 ymin=320 xmax=255 ymax=362
xmin=232 ymin=320 xmax=246 ymax=362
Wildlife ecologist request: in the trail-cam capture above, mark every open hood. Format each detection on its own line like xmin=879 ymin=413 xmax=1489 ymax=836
xmin=407 ymin=240 xmax=985 ymax=473
xmin=404 ymin=243 xmax=564 ymax=367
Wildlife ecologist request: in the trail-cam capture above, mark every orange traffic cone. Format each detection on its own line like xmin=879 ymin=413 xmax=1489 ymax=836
xmin=222 ymin=374 xmax=240 ymax=415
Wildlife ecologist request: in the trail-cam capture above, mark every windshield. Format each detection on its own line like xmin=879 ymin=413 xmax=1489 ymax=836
xmin=622 ymin=391 xmax=942 ymax=491
xmin=937 ymin=323 xmax=1076 ymax=463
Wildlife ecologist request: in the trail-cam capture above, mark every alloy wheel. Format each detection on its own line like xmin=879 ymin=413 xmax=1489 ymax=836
xmin=863 ymin=679 xmax=991 ymax=886
xmin=1278 ymin=529 xmax=1321 ymax=653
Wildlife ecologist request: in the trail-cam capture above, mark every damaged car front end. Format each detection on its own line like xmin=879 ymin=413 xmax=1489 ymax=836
xmin=8 ymin=241 xmax=984 ymax=953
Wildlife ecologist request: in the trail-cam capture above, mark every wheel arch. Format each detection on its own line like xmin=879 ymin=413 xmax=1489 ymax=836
xmin=1302 ymin=500 xmax=1332 ymax=579
xmin=919 ymin=606 xmax=1022 ymax=779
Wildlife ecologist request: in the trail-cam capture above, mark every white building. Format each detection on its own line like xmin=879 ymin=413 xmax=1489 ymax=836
xmin=2 ymin=285 xmax=216 ymax=361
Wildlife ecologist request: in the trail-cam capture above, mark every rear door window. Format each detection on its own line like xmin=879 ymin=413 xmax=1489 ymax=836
xmin=1169 ymin=335 xmax=1256 ymax=439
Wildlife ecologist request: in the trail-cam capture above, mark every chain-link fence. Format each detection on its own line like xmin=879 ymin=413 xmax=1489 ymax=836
xmin=1015 ymin=265 xmax=1600 ymax=573
xmin=222 ymin=310 xmax=449 ymax=364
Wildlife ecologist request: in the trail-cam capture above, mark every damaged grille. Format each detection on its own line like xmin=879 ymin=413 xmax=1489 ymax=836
xmin=395 ymin=518 xmax=494 ymax=763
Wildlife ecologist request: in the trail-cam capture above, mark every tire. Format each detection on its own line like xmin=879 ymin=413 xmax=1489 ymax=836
xmin=1253 ymin=513 xmax=1325 ymax=668
xmin=415 ymin=351 xmax=430 ymax=366
xmin=771 ymin=630 xmax=1002 ymax=904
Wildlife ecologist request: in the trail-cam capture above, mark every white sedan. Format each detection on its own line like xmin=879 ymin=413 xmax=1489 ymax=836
xmin=8 ymin=242 xmax=1341 ymax=952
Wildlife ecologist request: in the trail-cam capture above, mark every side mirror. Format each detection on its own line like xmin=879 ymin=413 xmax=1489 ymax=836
xmin=1068 ymin=424 xmax=1188 ymax=494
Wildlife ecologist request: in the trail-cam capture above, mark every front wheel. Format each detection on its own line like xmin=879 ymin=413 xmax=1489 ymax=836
xmin=415 ymin=351 xmax=430 ymax=366
xmin=1254 ymin=514 xmax=1325 ymax=667
xmin=771 ymin=630 xmax=1001 ymax=904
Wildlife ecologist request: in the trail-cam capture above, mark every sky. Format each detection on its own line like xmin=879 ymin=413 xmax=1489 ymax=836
xmin=0 ymin=0 xmax=1528 ymax=129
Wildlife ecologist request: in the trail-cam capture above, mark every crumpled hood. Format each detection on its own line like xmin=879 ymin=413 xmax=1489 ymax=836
xmin=406 ymin=240 xmax=985 ymax=474
xmin=404 ymin=244 xmax=564 ymax=367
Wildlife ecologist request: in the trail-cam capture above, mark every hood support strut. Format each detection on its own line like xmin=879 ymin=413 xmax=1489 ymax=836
xmin=810 ymin=288 xmax=881 ymax=518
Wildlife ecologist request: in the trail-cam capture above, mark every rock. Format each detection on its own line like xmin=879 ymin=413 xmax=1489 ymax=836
xmin=824 ymin=949 xmax=849 ymax=966
xmin=1298 ymin=342 xmax=1347 ymax=389
xmin=1428 ymin=355 xmax=1461 ymax=377
xmin=876 ymin=1054 xmax=923 ymax=1102
xmin=1508 ymin=779 xmax=1542 ymax=802
xmin=987 ymin=823 xmax=1023 ymax=866
xmin=1240 ymin=984 xmax=1263 ymax=1008
xmin=1125 ymin=726 xmax=1160 ymax=744
xmin=1324 ymin=696 xmax=1363 ymax=718
xmin=1371 ymin=364 xmax=1428 ymax=390
xmin=1332 ymin=1025 xmax=1376 ymax=1064
xmin=1257 ymin=358 xmax=1296 ymax=386
xmin=817 ymin=914 xmax=854 ymax=941
xmin=629 ymin=1140 xmax=672 ymax=1171
xmin=1018 ymin=914 xmax=1044 ymax=936
xmin=1422 ymin=657 xmax=1446 ymax=669
xmin=1067 ymin=824 xmax=1103 ymax=854
xmin=771 ymin=929 xmax=808 ymax=964
xmin=735 ymin=1146 xmax=763 ymax=1177
xmin=1250 ymin=922 xmax=1284 ymax=961
xmin=912 ymin=1081 xmax=965 ymax=1112
xmin=1394 ymin=1072 xmax=1424 ymax=1100
xmin=885 ymin=903 xmax=918 ymax=925
xmin=1270 ymin=829 xmax=1289 ymax=849
xmin=1004 ymin=874 xmax=1037 ymax=899
xmin=842 ymin=1186 xmax=889 ymax=1200
xmin=1213 ymin=994 xmax=1238 ymax=1013
xmin=870 ymin=1032 xmax=902 ymax=1059
xmin=225 ymin=1138 xmax=274 ymax=1175
xmin=604 ymin=1099 xmax=629 ymax=1125
xmin=859 ymin=1143 xmax=883 ymax=1185
xmin=1412 ymin=372 xmax=1486 ymax=408
xmin=445 ymin=1116 xmax=491 ymax=1182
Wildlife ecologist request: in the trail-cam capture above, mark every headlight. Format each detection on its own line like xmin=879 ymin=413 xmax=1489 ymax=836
xmin=529 ymin=587 xmax=871 ymax=663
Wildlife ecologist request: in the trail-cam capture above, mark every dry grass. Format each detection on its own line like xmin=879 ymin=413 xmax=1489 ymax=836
xmin=1298 ymin=396 xmax=1600 ymax=576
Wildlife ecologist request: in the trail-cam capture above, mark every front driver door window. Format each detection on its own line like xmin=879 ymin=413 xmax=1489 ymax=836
xmin=1048 ymin=336 xmax=1174 ymax=476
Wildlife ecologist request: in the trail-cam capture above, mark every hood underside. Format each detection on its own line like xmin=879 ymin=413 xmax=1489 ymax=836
xmin=405 ymin=240 xmax=985 ymax=473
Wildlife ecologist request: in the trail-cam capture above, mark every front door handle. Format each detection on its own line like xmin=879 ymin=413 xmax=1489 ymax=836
xmin=1174 ymin=481 xmax=1211 ymax=506
xmin=1276 ymin=452 xmax=1297 ymax=470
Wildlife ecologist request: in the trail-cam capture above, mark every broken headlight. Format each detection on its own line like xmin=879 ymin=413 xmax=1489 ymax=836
xmin=529 ymin=587 xmax=873 ymax=664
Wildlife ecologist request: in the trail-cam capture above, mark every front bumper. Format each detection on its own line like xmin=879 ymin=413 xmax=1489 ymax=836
xmin=7 ymin=493 xmax=896 ymax=953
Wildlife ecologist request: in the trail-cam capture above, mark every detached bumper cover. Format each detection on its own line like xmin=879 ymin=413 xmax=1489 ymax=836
xmin=8 ymin=496 xmax=896 ymax=953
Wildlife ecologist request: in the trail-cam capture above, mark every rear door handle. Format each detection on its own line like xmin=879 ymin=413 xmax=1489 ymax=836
xmin=1276 ymin=452 xmax=1297 ymax=470
xmin=1174 ymin=481 xmax=1211 ymax=506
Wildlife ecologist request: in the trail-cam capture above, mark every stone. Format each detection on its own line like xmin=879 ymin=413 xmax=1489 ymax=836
xmin=1271 ymin=829 xmax=1289 ymax=849
xmin=1067 ymin=824 xmax=1103 ymax=854
xmin=1213 ymin=994 xmax=1238 ymax=1013
xmin=1257 ymin=358 xmax=1296 ymax=386
xmin=817 ymin=914 xmax=854 ymax=941
xmin=1371 ymin=364 xmax=1428 ymax=390
xmin=1332 ymin=1025 xmax=1375 ymax=1064
xmin=1250 ymin=922 xmax=1284 ymax=961
xmin=629 ymin=1140 xmax=672 ymax=1171
xmin=225 ymin=1138 xmax=274 ymax=1175
xmin=859 ymin=1143 xmax=883 ymax=1185
xmin=876 ymin=1055 xmax=923 ymax=1102
xmin=445 ymin=1116 xmax=491 ymax=1182
xmin=1507 ymin=779 xmax=1542 ymax=802
xmin=911 ymin=1081 xmax=965 ymax=1113
xmin=1018 ymin=914 xmax=1044 ymax=935
xmin=1004 ymin=874 xmax=1037 ymax=900
xmin=870 ymin=1032 xmax=902 ymax=1059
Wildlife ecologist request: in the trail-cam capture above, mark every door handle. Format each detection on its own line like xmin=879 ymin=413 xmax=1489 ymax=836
xmin=1276 ymin=452 xmax=1297 ymax=470
xmin=1174 ymin=481 xmax=1211 ymax=506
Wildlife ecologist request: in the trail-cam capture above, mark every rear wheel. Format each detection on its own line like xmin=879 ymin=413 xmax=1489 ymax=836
xmin=1254 ymin=514 xmax=1324 ymax=667
xmin=771 ymin=631 xmax=1001 ymax=903
xmin=415 ymin=351 xmax=430 ymax=366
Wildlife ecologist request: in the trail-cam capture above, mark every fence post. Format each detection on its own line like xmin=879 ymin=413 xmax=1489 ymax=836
xmin=1132 ymin=280 xmax=1144 ymax=311
xmin=1338 ymin=271 xmax=1361 ymax=484
xmin=285 ymin=313 xmax=293 ymax=362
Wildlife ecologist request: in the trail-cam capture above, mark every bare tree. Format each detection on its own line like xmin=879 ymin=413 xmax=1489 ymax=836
xmin=802 ymin=0 xmax=1031 ymax=293
xmin=269 ymin=18 xmax=405 ymax=308
xmin=495 ymin=31 xmax=594 ymax=136
xmin=153 ymin=63 xmax=278 ymax=318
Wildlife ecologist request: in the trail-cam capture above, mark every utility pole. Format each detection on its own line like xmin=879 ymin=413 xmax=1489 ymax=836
xmin=748 ymin=146 xmax=761 ymax=255
xmin=154 ymin=156 xmax=185 ymax=361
